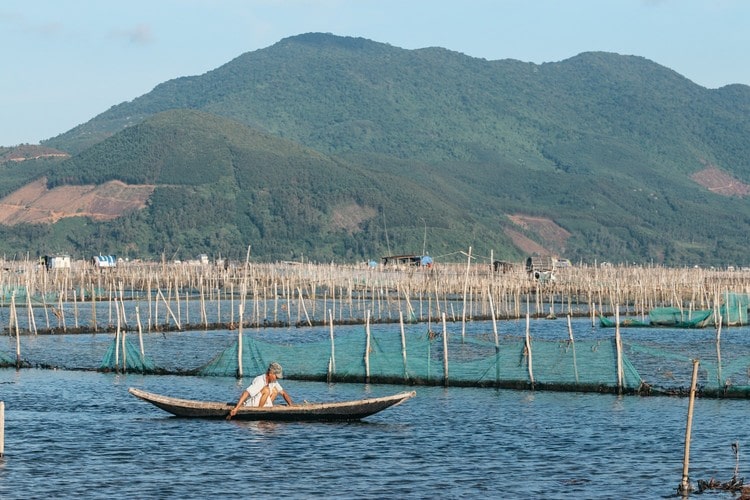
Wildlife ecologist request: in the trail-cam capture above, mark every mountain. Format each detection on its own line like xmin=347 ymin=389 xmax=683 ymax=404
xmin=2 ymin=33 xmax=750 ymax=265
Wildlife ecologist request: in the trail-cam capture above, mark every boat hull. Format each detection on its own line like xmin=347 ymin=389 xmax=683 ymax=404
xmin=129 ymin=387 xmax=415 ymax=421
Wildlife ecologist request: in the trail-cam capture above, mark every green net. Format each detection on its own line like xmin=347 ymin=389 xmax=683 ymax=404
xmin=99 ymin=335 xmax=157 ymax=373
xmin=193 ymin=331 xmax=642 ymax=393
xmin=720 ymin=293 xmax=750 ymax=326
xmin=88 ymin=323 xmax=750 ymax=398
xmin=647 ymin=307 xmax=714 ymax=328
xmin=0 ymin=349 xmax=14 ymax=367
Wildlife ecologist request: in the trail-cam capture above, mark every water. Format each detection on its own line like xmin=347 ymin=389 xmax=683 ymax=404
xmin=1 ymin=369 xmax=748 ymax=499
xmin=1 ymin=320 xmax=750 ymax=499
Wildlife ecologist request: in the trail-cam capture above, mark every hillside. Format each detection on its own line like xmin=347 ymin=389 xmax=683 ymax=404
xmin=2 ymin=33 xmax=749 ymax=265
xmin=1 ymin=109 xmax=497 ymax=261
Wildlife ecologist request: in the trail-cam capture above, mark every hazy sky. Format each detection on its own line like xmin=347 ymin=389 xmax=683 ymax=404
xmin=2 ymin=0 xmax=748 ymax=146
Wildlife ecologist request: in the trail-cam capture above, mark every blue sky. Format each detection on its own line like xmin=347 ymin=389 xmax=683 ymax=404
xmin=2 ymin=0 xmax=748 ymax=146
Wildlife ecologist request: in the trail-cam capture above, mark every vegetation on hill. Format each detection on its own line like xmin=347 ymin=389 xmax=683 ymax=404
xmin=1 ymin=33 xmax=748 ymax=265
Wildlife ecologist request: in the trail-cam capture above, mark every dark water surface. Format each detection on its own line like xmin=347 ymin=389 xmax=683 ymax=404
xmin=1 ymin=370 xmax=749 ymax=499
xmin=1 ymin=320 xmax=750 ymax=499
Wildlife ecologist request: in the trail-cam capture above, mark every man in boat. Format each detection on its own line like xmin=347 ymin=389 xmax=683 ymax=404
xmin=227 ymin=362 xmax=293 ymax=419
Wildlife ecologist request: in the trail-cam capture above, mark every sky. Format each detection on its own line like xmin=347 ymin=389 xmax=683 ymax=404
xmin=2 ymin=0 xmax=749 ymax=147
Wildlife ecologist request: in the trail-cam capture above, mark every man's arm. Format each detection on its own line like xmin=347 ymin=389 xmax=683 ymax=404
xmin=227 ymin=390 xmax=250 ymax=420
xmin=281 ymin=390 xmax=293 ymax=406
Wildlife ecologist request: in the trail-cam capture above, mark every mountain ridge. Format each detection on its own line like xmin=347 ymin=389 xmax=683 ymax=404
xmin=0 ymin=33 xmax=748 ymax=265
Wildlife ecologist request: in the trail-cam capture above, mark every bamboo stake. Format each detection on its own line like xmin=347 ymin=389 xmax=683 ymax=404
xmin=615 ymin=306 xmax=623 ymax=393
xmin=329 ymin=309 xmax=336 ymax=375
xmin=114 ymin=299 xmax=121 ymax=373
xmin=678 ymin=359 xmax=700 ymax=495
xmin=364 ymin=309 xmax=371 ymax=383
xmin=237 ymin=303 xmax=244 ymax=379
xmin=461 ymin=247 xmax=472 ymax=341
xmin=716 ymin=315 xmax=723 ymax=387
xmin=525 ymin=310 xmax=534 ymax=386
xmin=12 ymin=292 xmax=21 ymax=368
xmin=442 ymin=312 xmax=449 ymax=386
xmin=157 ymin=288 xmax=181 ymax=329
xmin=399 ymin=311 xmax=408 ymax=380
xmin=568 ymin=313 xmax=579 ymax=384
xmin=136 ymin=305 xmax=144 ymax=358
xmin=298 ymin=288 xmax=312 ymax=326
xmin=0 ymin=400 xmax=4 ymax=457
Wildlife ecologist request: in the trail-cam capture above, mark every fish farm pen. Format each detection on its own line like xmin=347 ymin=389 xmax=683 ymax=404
xmin=3 ymin=257 xmax=750 ymax=398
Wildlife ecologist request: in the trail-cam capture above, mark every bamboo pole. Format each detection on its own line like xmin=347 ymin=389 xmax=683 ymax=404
xmin=678 ymin=359 xmax=700 ymax=495
xmin=716 ymin=315 xmax=723 ymax=387
xmin=328 ymin=309 xmax=336 ymax=378
xmin=461 ymin=247 xmax=471 ymax=341
xmin=11 ymin=292 xmax=21 ymax=369
xmin=399 ymin=311 xmax=408 ymax=380
xmin=525 ymin=311 xmax=534 ymax=386
xmin=237 ymin=303 xmax=244 ymax=378
xmin=0 ymin=401 xmax=4 ymax=457
xmin=615 ymin=306 xmax=623 ymax=393
xmin=568 ymin=313 xmax=579 ymax=384
xmin=489 ymin=286 xmax=500 ymax=383
xmin=136 ymin=305 xmax=144 ymax=358
xmin=157 ymin=288 xmax=181 ymax=329
xmin=298 ymin=288 xmax=312 ymax=326
xmin=114 ymin=299 xmax=121 ymax=373
xmin=364 ymin=309 xmax=371 ymax=383
xmin=442 ymin=312 xmax=449 ymax=386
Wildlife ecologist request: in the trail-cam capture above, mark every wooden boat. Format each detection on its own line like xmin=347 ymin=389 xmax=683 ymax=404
xmin=128 ymin=387 xmax=416 ymax=421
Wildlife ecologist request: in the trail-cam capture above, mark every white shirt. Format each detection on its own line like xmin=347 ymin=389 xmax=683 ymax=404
xmin=243 ymin=373 xmax=283 ymax=407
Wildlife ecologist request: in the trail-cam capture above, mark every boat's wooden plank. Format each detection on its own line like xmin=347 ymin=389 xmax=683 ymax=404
xmin=128 ymin=387 xmax=415 ymax=421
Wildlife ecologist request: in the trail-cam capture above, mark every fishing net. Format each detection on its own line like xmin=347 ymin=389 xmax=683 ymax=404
xmin=76 ymin=320 xmax=750 ymax=398
xmin=720 ymin=293 xmax=750 ymax=326
xmin=0 ymin=349 xmax=14 ymax=367
xmin=192 ymin=330 xmax=643 ymax=394
xmin=647 ymin=307 xmax=714 ymax=328
xmin=99 ymin=335 xmax=157 ymax=373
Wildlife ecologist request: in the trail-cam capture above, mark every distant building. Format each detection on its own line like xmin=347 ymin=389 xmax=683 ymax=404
xmin=92 ymin=255 xmax=117 ymax=268
xmin=381 ymin=254 xmax=432 ymax=267
xmin=42 ymin=255 xmax=71 ymax=270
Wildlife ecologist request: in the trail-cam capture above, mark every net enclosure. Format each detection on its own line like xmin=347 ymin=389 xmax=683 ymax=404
xmin=95 ymin=319 xmax=750 ymax=398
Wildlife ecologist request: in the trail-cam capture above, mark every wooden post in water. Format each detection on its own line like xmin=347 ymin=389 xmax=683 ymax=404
xmin=399 ymin=311 xmax=408 ymax=381
xmin=525 ymin=311 xmax=534 ymax=387
xmin=678 ymin=359 xmax=700 ymax=496
xmin=114 ymin=299 xmax=121 ymax=373
xmin=328 ymin=309 xmax=336 ymax=378
xmin=237 ymin=303 xmax=244 ymax=379
xmin=461 ymin=247 xmax=472 ymax=341
xmin=568 ymin=313 xmax=579 ymax=384
xmin=364 ymin=310 xmax=371 ymax=383
xmin=0 ymin=401 xmax=4 ymax=457
xmin=442 ymin=312 xmax=449 ymax=386
xmin=136 ymin=305 xmax=144 ymax=359
xmin=716 ymin=316 xmax=723 ymax=387
xmin=615 ymin=306 xmax=623 ymax=393
xmin=12 ymin=292 xmax=21 ymax=369
xmin=488 ymin=287 xmax=500 ymax=383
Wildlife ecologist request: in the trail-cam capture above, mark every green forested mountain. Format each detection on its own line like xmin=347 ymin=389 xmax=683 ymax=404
xmin=2 ymin=33 xmax=749 ymax=265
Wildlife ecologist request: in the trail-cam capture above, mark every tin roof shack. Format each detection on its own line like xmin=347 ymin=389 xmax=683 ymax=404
xmin=526 ymin=255 xmax=556 ymax=282
xmin=92 ymin=255 xmax=117 ymax=269
xmin=42 ymin=254 xmax=71 ymax=270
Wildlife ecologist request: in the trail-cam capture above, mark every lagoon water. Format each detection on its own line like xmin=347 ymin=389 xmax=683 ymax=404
xmin=1 ymin=320 xmax=749 ymax=499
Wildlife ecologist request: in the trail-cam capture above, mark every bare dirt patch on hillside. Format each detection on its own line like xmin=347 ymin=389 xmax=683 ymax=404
xmin=504 ymin=215 xmax=571 ymax=255
xmin=691 ymin=166 xmax=750 ymax=197
xmin=0 ymin=178 xmax=154 ymax=225
xmin=329 ymin=202 xmax=377 ymax=233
